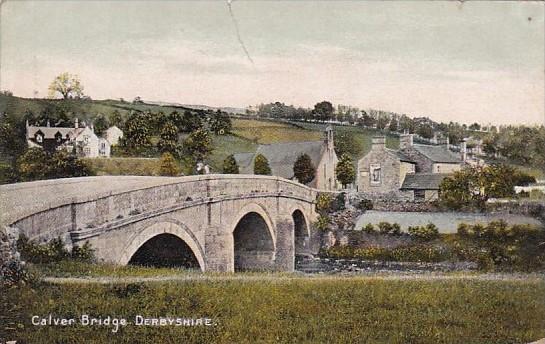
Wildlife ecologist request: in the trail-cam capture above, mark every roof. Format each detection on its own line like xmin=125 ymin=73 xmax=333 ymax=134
xmin=234 ymin=141 xmax=326 ymax=179
xmin=26 ymin=126 xmax=84 ymax=139
xmin=385 ymin=149 xmax=415 ymax=163
xmin=401 ymin=173 xmax=451 ymax=190
xmin=412 ymin=144 xmax=462 ymax=163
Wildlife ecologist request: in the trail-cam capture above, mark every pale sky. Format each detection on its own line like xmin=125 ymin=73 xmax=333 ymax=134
xmin=1 ymin=1 xmax=544 ymax=125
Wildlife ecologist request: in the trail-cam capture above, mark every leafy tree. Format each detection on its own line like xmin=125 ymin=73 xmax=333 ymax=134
xmin=335 ymin=154 xmax=355 ymax=188
xmin=388 ymin=117 xmax=398 ymax=132
xmin=254 ymin=154 xmax=271 ymax=175
xmin=182 ymin=128 xmax=212 ymax=162
xmin=376 ymin=114 xmax=390 ymax=130
xmin=157 ymin=121 xmax=179 ymax=155
xmin=17 ymin=148 xmax=92 ymax=181
xmin=209 ymin=111 xmax=232 ymax=135
xmin=16 ymin=148 xmax=49 ymax=181
xmin=313 ymin=101 xmax=334 ymax=122
xmin=158 ymin=152 xmax=180 ymax=176
xmin=48 ymin=72 xmax=84 ymax=99
xmin=109 ymin=110 xmax=123 ymax=128
xmin=93 ymin=114 xmax=109 ymax=136
xmin=360 ymin=112 xmax=376 ymax=128
xmin=439 ymin=164 xmax=521 ymax=210
xmin=222 ymin=154 xmax=239 ymax=174
xmin=293 ymin=153 xmax=315 ymax=184
xmin=119 ymin=111 xmax=152 ymax=154
xmin=181 ymin=110 xmax=203 ymax=133
xmin=416 ymin=124 xmax=434 ymax=139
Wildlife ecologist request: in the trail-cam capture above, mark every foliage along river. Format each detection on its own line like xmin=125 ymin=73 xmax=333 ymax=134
xmin=354 ymin=210 xmax=543 ymax=233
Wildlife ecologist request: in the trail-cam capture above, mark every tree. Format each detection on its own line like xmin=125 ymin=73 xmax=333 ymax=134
xmin=157 ymin=121 xmax=179 ymax=156
xmin=119 ymin=111 xmax=152 ymax=154
xmin=182 ymin=128 xmax=212 ymax=162
xmin=222 ymin=154 xmax=239 ymax=174
xmin=93 ymin=114 xmax=109 ymax=136
xmin=293 ymin=153 xmax=315 ymax=184
xmin=335 ymin=154 xmax=355 ymax=188
xmin=109 ymin=110 xmax=123 ymax=128
xmin=16 ymin=148 xmax=49 ymax=181
xmin=416 ymin=124 xmax=434 ymax=139
xmin=181 ymin=110 xmax=203 ymax=133
xmin=209 ymin=111 xmax=232 ymax=135
xmin=254 ymin=154 xmax=271 ymax=175
xmin=17 ymin=148 xmax=92 ymax=181
xmin=313 ymin=101 xmax=334 ymax=122
xmin=439 ymin=164 xmax=521 ymax=210
xmin=388 ymin=117 xmax=398 ymax=132
xmin=158 ymin=152 xmax=180 ymax=176
xmin=48 ymin=72 xmax=84 ymax=99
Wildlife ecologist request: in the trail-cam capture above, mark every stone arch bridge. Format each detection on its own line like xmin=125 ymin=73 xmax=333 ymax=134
xmin=1 ymin=175 xmax=319 ymax=272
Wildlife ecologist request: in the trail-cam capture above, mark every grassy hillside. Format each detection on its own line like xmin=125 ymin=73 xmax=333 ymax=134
xmin=2 ymin=274 xmax=544 ymax=343
xmin=231 ymin=118 xmax=323 ymax=144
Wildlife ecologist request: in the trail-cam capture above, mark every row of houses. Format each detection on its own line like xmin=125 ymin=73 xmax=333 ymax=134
xmin=26 ymin=118 xmax=123 ymax=158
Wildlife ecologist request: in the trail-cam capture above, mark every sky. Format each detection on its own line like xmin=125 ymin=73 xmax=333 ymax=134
xmin=1 ymin=1 xmax=544 ymax=125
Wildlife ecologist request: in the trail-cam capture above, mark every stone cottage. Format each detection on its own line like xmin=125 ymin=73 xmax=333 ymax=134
xmin=234 ymin=126 xmax=339 ymax=191
xmin=26 ymin=118 xmax=121 ymax=158
xmin=357 ymin=134 xmax=465 ymax=201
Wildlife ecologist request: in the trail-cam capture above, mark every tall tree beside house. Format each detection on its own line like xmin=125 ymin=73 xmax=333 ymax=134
xmin=48 ymin=72 xmax=84 ymax=99
xmin=222 ymin=154 xmax=239 ymax=174
xmin=109 ymin=110 xmax=123 ymax=128
xmin=182 ymin=128 xmax=212 ymax=162
xmin=335 ymin=154 xmax=355 ymax=188
xmin=157 ymin=121 xmax=180 ymax=156
xmin=334 ymin=131 xmax=363 ymax=158
xmin=293 ymin=153 xmax=315 ymax=185
xmin=93 ymin=114 xmax=110 ymax=137
xmin=16 ymin=148 xmax=93 ymax=181
xmin=119 ymin=111 xmax=152 ymax=155
xmin=254 ymin=154 xmax=272 ymax=175
xmin=158 ymin=152 xmax=181 ymax=176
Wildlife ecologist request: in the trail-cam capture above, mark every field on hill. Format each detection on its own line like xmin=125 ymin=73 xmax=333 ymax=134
xmin=232 ymin=118 xmax=323 ymax=144
xmin=2 ymin=272 xmax=544 ymax=344
xmin=83 ymin=157 xmax=160 ymax=176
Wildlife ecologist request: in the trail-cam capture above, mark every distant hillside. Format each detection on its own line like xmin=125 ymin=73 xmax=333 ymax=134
xmin=146 ymin=101 xmax=246 ymax=115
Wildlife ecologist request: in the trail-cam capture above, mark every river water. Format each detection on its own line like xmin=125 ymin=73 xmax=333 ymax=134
xmin=354 ymin=210 xmax=543 ymax=233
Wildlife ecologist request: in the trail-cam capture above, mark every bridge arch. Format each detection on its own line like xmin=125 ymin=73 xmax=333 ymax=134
xmin=230 ymin=203 xmax=276 ymax=271
xmin=291 ymin=208 xmax=310 ymax=256
xmin=118 ymin=220 xmax=205 ymax=271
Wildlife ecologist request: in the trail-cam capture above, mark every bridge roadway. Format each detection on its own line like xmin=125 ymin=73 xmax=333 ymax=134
xmin=1 ymin=175 xmax=319 ymax=272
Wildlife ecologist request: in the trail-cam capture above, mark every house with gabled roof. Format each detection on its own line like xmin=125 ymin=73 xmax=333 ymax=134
xmin=357 ymin=134 xmax=465 ymax=201
xmin=234 ymin=126 xmax=339 ymax=191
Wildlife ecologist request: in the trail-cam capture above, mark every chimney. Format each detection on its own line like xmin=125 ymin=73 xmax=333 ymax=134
xmin=46 ymin=119 xmax=50 ymax=127
xmin=460 ymin=139 xmax=467 ymax=162
xmin=372 ymin=136 xmax=386 ymax=150
xmin=324 ymin=125 xmax=334 ymax=151
xmin=75 ymin=118 xmax=79 ymax=129
xmin=399 ymin=134 xmax=413 ymax=150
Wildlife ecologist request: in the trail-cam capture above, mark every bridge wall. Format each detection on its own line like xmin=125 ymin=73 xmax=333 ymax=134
xmin=8 ymin=175 xmax=318 ymax=272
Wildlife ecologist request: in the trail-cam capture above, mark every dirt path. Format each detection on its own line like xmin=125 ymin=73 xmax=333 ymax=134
xmin=42 ymin=272 xmax=545 ymax=284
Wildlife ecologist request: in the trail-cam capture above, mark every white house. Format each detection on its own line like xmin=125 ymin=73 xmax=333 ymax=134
xmin=105 ymin=125 xmax=123 ymax=146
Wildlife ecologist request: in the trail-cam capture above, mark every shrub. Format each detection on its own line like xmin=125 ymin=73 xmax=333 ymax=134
xmin=332 ymin=192 xmax=346 ymax=212
xmin=377 ymin=222 xmax=393 ymax=234
xmin=323 ymin=245 xmax=448 ymax=263
xmin=362 ymin=223 xmax=375 ymax=234
xmin=315 ymin=193 xmax=333 ymax=215
xmin=16 ymin=234 xmax=95 ymax=264
xmin=408 ymin=223 xmax=439 ymax=241
xmin=314 ymin=215 xmax=331 ymax=232
xmin=356 ymin=199 xmax=373 ymax=211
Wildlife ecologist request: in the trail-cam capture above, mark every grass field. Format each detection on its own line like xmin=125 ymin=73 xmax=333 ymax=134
xmin=83 ymin=157 xmax=160 ymax=176
xmin=2 ymin=274 xmax=544 ymax=344
xmin=232 ymin=119 xmax=323 ymax=144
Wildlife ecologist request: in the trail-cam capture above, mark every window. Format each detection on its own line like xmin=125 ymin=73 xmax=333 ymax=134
xmin=370 ymin=164 xmax=381 ymax=185
xmin=84 ymin=147 xmax=91 ymax=156
xmin=36 ymin=134 xmax=43 ymax=143
xmin=414 ymin=190 xmax=426 ymax=201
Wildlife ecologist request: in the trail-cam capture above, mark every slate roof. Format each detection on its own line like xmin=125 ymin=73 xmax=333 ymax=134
xmin=234 ymin=141 xmax=326 ymax=179
xmin=401 ymin=173 xmax=451 ymax=190
xmin=412 ymin=144 xmax=462 ymax=163
xmin=27 ymin=126 xmax=84 ymax=139
xmin=385 ymin=149 xmax=416 ymax=163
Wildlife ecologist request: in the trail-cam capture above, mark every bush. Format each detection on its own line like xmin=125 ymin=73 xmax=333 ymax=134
xmin=356 ymin=199 xmax=373 ymax=211
xmin=408 ymin=223 xmax=439 ymax=241
xmin=315 ymin=193 xmax=333 ymax=215
xmin=314 ymin=215 xmax=331 ymax=232
xmin=16 ymin=234 xmax=95 ymax=264
xmin=376 ymin=222 xmax=402 ymax=236
xmin=454 ymin=221 xmax=545 ymax=271
xmin=332 ymin=192 xmax=346 ymax=212
xmin=323 ymin=245 xmax=448 ymax=263
xmin=362 ymin=223 xmax=375 ymax=234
